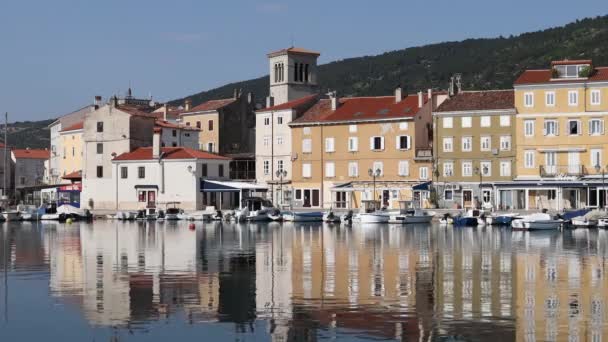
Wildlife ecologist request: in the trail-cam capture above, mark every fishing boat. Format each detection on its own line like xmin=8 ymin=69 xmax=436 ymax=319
xmin=322 ymin=210 xmax=341 ymax=223
xmin=357 ymin=211 xmax=390 ymax=224
xmin=234 ymin=197 xmax=274 ymax=222
xmin=283 ymin=211 xmax=323 ymax=222
xmin=511 ymin=212 xmax=564 ymax=231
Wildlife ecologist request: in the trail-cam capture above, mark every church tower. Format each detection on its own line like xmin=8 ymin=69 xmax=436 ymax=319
xmin=267 ymin=47 xmax=320 ymax=106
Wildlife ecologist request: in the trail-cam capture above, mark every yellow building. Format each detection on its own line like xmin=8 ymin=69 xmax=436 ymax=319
xmin=58 ymin=121 xmax=84 ymax=178
xmin=507 ymin=59 xmax=608 ymax=210
xmin=288 ymin=88 xmax=444 ymax=209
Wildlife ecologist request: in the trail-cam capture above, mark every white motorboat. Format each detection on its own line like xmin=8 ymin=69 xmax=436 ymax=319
xmin=570 ymin=216 xmax=598 ymax=228
xmin=389 ymin=209 xmax=435 ymax=224
xmin=164 ymin=208 xmax=182 ymax=220
xmin=598 ymin=218 xmax=608 ymax=228
xmin=2 ymin=210 xmax=21 ymax=221
xmin=486 ymin=212 xmax=519 ymax=225
xmin=323 ymin=211 xmax=341 ymax=223
xmin=511 ymin=213 xmax=563 ymax=231
xmin=357 ymin=212 xmax=390 ymax=224
xmin=283 ymin=211 xmax=323 ymax=222
xmin=234 ymin=197 xmax=274 ymax=222
xmin=18 ymin=205 xmax=42 ymax=221
xmin=439 ymin=214 xmax=454 ymax=226
xmin=137 ymin=207 xmax=159 ymax=220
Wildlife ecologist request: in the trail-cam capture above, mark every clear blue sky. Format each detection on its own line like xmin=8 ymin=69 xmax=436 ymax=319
xmin=1 ymin=0 xmax=607 ymax=121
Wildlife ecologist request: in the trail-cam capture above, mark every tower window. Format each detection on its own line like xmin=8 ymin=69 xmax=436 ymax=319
xmin=294 ymin=62 xmax=299 ymax=82
xmin=304 ymin=64 xmax=309 ymax=82
xmin=299 ymin=63 xmax=304 ymax=82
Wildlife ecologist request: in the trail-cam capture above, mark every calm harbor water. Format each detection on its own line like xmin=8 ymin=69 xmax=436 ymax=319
xmin=0 ymin=221 xmax=607 ymax=341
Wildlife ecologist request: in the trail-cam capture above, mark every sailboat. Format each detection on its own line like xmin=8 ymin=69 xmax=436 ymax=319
xmin=0 ymin=112 xmax=19 ymax=221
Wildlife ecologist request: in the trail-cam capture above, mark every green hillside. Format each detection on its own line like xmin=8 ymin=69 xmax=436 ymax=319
xmin=1 ymin=119 xmax=54 ymax=149
xmin=171 ymin=15 xmax=608 ymax=107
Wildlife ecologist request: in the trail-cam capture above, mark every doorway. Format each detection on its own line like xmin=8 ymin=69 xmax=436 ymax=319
xmin=303 ymin=190 xmax=311 ymax=207
xmin=382 ymin=190 xmax=390 ymax=208
xmin=462 ymin=190 xmax=473 ymax=208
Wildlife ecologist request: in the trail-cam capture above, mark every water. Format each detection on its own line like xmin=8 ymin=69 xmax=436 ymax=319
xmin=0 ymin=221 xmax=607 ymax=341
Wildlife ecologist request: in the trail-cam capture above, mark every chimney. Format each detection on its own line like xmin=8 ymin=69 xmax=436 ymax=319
xmin=427 ymin=88 xmax=433 ymax=108
xmin=184 ymin=99 xmax=192 ymax=111
xmin=330 ymin=91 xmax=339 ymax=111
xmin=394 ymin=87 xmax=403 ymax=103
xmin=247 ymin=92 xmax=254 ymax=105
xmin=94 ymin=96 xmax=102 ymax=110
xmin=163 ymin=104 xmax=169 ymax=121
xmin=266 ymin=96 xmax=274 ymax=108
xmin=418 ymin=91 xmax=423 ymax=108
xmin=153 ymin=127 xmax=161 ymax=159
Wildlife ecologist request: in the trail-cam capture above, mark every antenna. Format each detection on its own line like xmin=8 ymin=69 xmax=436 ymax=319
xmin=290 ymin=33 xmax=294 ymax=48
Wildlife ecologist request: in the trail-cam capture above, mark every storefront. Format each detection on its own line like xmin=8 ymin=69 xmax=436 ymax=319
xmin=495 ymin=180 xmax=604 ymax=211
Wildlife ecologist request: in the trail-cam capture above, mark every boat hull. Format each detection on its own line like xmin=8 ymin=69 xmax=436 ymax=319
xmin=359 ymin=213 xmax=390 ymax=224
xmin=389 ymin=215 xmax=433 ymax=224
xmin=454 ymin=217 xmax=478 ymax=226
xmin=284 ymin=212 xmax=323 ymax=222
xmin=512 ymin=219 xmax=562 ymax=231
xmin=2 ymin=211 xmax=20 ymax=221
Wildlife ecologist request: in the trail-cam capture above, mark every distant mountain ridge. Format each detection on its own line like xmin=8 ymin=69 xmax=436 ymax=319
xmin=170 ymin=15 xmax=608 ymax=108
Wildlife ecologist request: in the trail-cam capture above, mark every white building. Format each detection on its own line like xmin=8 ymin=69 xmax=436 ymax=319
xmin=155 ymin=120 xmax=200 ymax=149
xmin=111 ymin=128 xmax=230 ymax=210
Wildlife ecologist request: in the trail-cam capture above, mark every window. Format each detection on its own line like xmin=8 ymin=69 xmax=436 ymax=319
xmin=480 ymin=161 xmax=492 ymax=177
xmin=263 ymin=160 xmax=269 ymax=175
xmin=568 ymin=90 xmax=578 ymax=106
xmin=302 ymin=139 xmax=312 ymax=153
xmin=591 ymin=148 xmax=602 ymax=169
xmin=500 ymin=115 xmax=511 ymax=127
xmin=349 ymin=124 xmax=357 ymax=133
xmin=568 ymin=119 xmax=581 ymax=135
xmin=480 ymin=136 xmax=491 ymax=151
xmin=544 ymin=120 xmax=558 ymax=136
xmin=461 ymin=116 xmax=472 ymax=128
xmin=461 ymin=136 xmax=472 ymax=152
xmin=120 ymin=166 xmax=128 ymax=179
xmin=96 ymin=166 xmax=103 ymax=178
xmin=186 ymin=122 xmax=191 ymax=126
xmin=277 ymin=116 xmax=283 ymax=124
xmin=500 ymin=136 xmax=511 ymax=151
xmin=524 ymin=151 xmax=535 ymax=169
xmin=325 ymin=137 xmax=335 ymax=152
xmin=373 ymin=161 xmax=384 ymax=176
xmin=172 ymin=130 xmax=177 ymax=137
xmin=263 ymin=136 xmax=270 ymax=147
xmin=370 ymin=136 xmax=384 ymax=151
xmin=443 ymin=162 xmax=454 ymax=177
xmin=276 ymin=136 xmax=284 ymax=145
xmin=419 ymin=167 xmax=428 ymax=180
xmin=207 ymin=143 xmax=214 ymax=152
xmin=554 ymin=64 xmax=587 ymax=78
xmin=277 ymin=160 xmax=284 ymax=172
xmin=591 ymin=89 xmax=601 ymax=105
xmin=462 ymin=161 xmax=472 ymax=177
xmin=443 ymin=137 xmax=453 ymax=152
xmin=325 ymin=162 xmax=335 ymax=178
xmin=444 ymin=190 xmax=453 ymax=201
xmin=348 ymin=162 xmax=359 ymax=177
xmin=138 ymin=167 xmax=145 ymax=179
xmin=96 ymin=121 xmax=103 ymax=132
xmin=524 ymin=92 xmax=534 ymax=107
xmin=201 ymin=163 xmax=208 ymax=177
xmin=480 ymin=116 xmax=491 ymax=127
xmin=545 ymin=91 xmax=555 ymax=106
xmin=589 ymin=119 xmax=604 ymax=135
xmin=396 ymin=135 xmax=411 ymax=150
xmin=399 ymin=122 xmax=408 ymax=130
xmin=195 ymin=121 xmax=201 ymax=129
xmin=72 ymin=147 xmax=75 ymax=156
xmin=295 ymin=189 xmax=302 ymax=200
xmin=138 ymin=191 xmax=146 ymax=202
xmin=524 ymin=120 xmax=535 ymax=137
xmin=398 ymin=161 xmax=409 ymax=176
xmin=218 ymin=164 xmax=224 ymax=177
xmin=302 ymin=163 xmax=311 ymax=178
xmin=443 ymin=117 xmax=453 ymax=128
xmin=500 ymin=161 xmax=511 ymax=177
xmin=208 ymin=120 xmax=214 ymax=131
xmin=264 ymin=117 xmax=270 ymax=125
xmin=303 ymin=127 xmax=311 ymax=135
xmin=348 ymin=137 xmax=358 ymax=152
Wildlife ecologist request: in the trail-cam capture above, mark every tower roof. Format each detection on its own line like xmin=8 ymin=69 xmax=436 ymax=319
xmin=267 ymin=47 xmax=320 ymax=58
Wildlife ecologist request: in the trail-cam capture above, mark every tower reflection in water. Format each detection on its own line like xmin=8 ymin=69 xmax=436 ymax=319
xmin=2 ymin=222 xmax=602 ymax=340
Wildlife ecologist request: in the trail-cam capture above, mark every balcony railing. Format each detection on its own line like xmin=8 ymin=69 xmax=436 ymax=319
xmin=414 ymin=148 xmax=432 ymax=161
xmin=540 ymin=165 xmax=587 ymax=178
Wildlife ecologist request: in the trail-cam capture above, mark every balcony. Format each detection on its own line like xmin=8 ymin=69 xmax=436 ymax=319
xmin=414 ymin=148 xmax=433 ymax=161
xmin=540 ymin=165 xmax=587 ymax=178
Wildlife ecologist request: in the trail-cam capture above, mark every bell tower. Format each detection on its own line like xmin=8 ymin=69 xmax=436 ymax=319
xmin=267 ymin=47 xmax=320 ymax=106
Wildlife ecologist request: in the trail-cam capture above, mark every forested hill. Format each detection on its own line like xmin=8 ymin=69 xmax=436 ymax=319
xmin=171 ymin=15 xmax=608 ymax=107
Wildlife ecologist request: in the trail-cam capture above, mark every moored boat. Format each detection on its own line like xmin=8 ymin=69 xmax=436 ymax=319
xmin=389 ymin=209 xmax=434 ymax=224
xmin=2 ymin=210 xmax=20 ymax=221
xmin=511 ymin=213 xmax=563 ymax=231
xmin=323 ymin=210 xmax=341 ymax=223
xmin=283 ymin=211 xmax=323 ymax=222
xmin=486 ymin=213 xmax=519 ymax=225
xmin=570 ymin=216 xmax=598 ymax=228
xmin=357 ymin=212 xmax=390 ymax=224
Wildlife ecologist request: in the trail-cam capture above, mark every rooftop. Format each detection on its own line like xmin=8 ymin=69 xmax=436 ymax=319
xmin=113 ymin=147 xmax=230 ymax=161
xmin=62 ymin=170 xmax=82 ymax=180
xmin=60 ymin=121 xmax=84 ymax=132
xmin=12 ymin=149 xmax=50 ymax=159
xmin=257 ymin=94 xmax=319 ymax=112
xmin=551 ymin=59 xmax=592 ymax=66
xmin=515 ymin=63 xmax=608 ymax=85
xmin=155 ymin=120 xmax=199 ymax=131
xmin=267 ymin=47 xmax=321 ymax=58
xmin=183 ymin=98 xmax=236 ymax=113
xmin=434 ymin=90 xmax=514 ymax=112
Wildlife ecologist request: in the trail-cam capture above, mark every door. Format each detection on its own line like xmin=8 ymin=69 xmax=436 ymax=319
xmin=545 ymin=152 xmax=557 ymax=175
xmin=462 ymin=190 xmax=473 ymax=208
xmin=312 ymin=190 xmax=320 ymax=207
xmin=382 ymin=190 xmax=390 ymax=208
xmin=147 ymin=191 xmax=156 ymax=207
xmin=335 ymin=192 xmax=347 ymax=209
xmin=568 ymin=152 xmax=580 ymax=175
xmin=303 ymin=190 xmax=311 ymax=207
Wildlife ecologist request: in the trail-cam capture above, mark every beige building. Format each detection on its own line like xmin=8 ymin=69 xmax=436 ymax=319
xmin=505 ymin=59 xmax=608 ymax=210
xmin=58 ymin=121 xmax=84 ymax=178
xmin=433 ymin=89 xmax=515 ymax=209
xmin=289 ymin=88 xmax=444 ymax=210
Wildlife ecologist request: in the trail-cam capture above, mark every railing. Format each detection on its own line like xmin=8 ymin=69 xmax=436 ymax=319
xmin=415 ymin=148 xmax=432 ymax=160
xmin=540 ymin=165 xmax=586 ymax=177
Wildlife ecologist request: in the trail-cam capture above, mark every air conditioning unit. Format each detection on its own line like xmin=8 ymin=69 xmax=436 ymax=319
xmin=492 ymin=148 xmax=498 ymax=155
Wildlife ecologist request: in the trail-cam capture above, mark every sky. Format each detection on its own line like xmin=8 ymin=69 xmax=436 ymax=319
xmin=0 ymin=0 xmax=607 ymax=121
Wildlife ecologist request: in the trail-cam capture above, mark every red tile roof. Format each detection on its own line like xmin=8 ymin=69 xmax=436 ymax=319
xmin=291 ymin=94 xmax=427 ymax=124
xmin=155 ymin=120 xmax=199 ymax=131
xmin=551 ymin=59 xmax=592 ymax=66
xmin=116 ymin=105 xmax=157 ymax=117
xmin=113 ymin=147 xmax=230 ymax=161
xmin=514 ymin=67 xmax=608 ymax=85
xmin=60 ymin=121 xmax=84 ymax=132
xmin=12 ymin=149 xmax=50 ymax=159
xmin=184 ymin=98 xmax=236 ymax=113
xmin=434 ymin=90 xmax=514 ymax=112
xmin=257 ymin=94 xmax=319 ymax=112
xmin=268 ymin=47 xmax=320 ymax=57
xmin=62 ymin=170 xmax=82 ymax=180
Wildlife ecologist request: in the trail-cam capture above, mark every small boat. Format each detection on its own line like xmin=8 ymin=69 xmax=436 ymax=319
xmin=164 ymin=202 xmax=183 ymax=220
xmin=598 ymin=218 xmax=608 ymax=228
xmin=357 ymin=211 xmax=390 ymax=224
xmin=389 ymin=209 xmax=435 ymax=224
xmin=283 ymin=211 xmax=323 ymax=222
xmin=453 ymin=209 xmax=486 ymax=227
xmin=18 ymin=205 xmax=42 ymax=221
xmin=439 ymin=213 xmax=454 ymax=226
xmin=234 ymin=197 xmax=275 ymax=222
xmin=116 ymin=211 xmax=138 ymax=220
xmin=323 ymin=210 xmax=341 ymax=223
xmin=511 ymin=213 xmax=564 ymax=231
xmin=2 ymin=210 xmax=20 ymax=221
xmin=486 ymin=213 xmax=519 ymax=225
xmin=137 ymin=207 xmax=159 ymax=220
xmin=570 ymin=216 xmax=598 ymax=228
xmin=267 ymin=209 xmax=284 ymax=221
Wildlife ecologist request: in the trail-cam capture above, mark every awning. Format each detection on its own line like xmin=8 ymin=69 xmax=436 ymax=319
xmin=494 ymin=181 xmax=591 ymax=188
xmin=200 ymin=180 xmax=268 ymax=192
xmin=412 ymin=181 xmax=432 ymax=191
xmin=135 ymin=185 xmax=159 ymax=189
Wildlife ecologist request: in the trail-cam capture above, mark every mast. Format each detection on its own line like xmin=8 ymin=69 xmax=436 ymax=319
xmin=3 ymin=112 xmax=6 ymax=201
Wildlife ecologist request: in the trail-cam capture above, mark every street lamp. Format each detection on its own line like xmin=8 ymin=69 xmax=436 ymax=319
xmin=368 ymin=168 xmax=381 ymax=208
xmin=595 ymin=164 xmax=606 ymax=209
xmin=275 ymin=169 xmax=287 ymax=207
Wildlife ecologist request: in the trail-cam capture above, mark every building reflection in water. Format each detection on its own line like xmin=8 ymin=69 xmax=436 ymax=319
xmin=1 ymin=221 xmax=605 ymax=340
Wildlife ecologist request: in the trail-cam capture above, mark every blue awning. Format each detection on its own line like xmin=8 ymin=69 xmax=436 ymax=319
xmin=412 ymin=181 xmax=432 ymax=191
xmin=200 ymin=180 xmax=268 ymax=192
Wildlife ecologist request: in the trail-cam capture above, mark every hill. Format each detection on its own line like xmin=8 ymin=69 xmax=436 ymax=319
xmin=170 ymin=15 xmax=608 ymax=107
xmin=1 ymin=119 xmax=54 ymax=150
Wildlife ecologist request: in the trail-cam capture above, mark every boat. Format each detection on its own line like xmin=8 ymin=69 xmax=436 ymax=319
xmin=2 ymin=210 xmax=20 ymax=221
xmin=439 ymin=213 xmax=454 ymax=226
xmin=267 ymin=208 xmax=284 ymax=221
xmin=164 ymin=202 xmax=183 ymax=220
xmin=322 ymin=210 xmax=341 ymax=223
xmin=486 ymin=213 xmax=519 ymax=225
xmin=389 ymin=209 xmax=435 ymax=224
xmin=357 ymin=211 xmax=390 ymax=224
xmin=116 ymin=211 xmax=138 ymax=220
xmin=137 ymin=207 xmax=159 ymax=220
xmin=453 ymin=209 xmax=486 ymax=226
xmin=570 ymin=216 xmax=598 ymax=228
xmin=511 ymin=212 xmax=564 ymax=231
xmin=234 ymin=197 xmax=274 ymax=222
xmin=57 ymin=204 xmax=92 ymax=221
xmin=18 ymin=205 xmax=42 ymax=221
xmin=283 ymin=211 xmax=323 ymax=222
xmin=599 ymin=218 xmax=608 ymax=228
